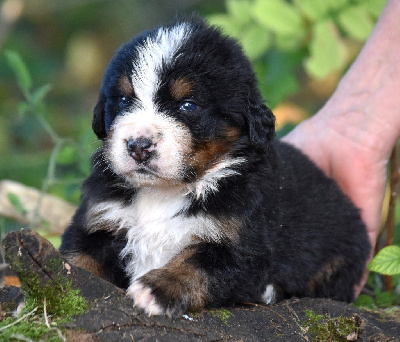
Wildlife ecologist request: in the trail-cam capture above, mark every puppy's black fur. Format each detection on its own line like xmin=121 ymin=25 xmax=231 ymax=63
xmin=60 ymin=17 xmax=370 ymax=315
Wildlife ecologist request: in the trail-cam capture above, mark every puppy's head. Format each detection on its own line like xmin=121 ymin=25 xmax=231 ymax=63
xmin=93 ymin=18 xmax=275 ymax=189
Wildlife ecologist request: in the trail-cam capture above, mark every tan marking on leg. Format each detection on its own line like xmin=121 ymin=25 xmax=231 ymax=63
xmin=141 ymin=246 xmax=209 ymax=312
xmin=308 ymin=256 xmax=345 ymax=291
xmin=65 ymin=252 xmax=105 ymax=279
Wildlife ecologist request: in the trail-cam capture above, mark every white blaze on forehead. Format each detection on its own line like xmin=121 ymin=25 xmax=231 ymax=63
xmin=132 ymin=23 xmax=192 ymax=109
xmin=105 ymin=24 xmax=194 ymax=186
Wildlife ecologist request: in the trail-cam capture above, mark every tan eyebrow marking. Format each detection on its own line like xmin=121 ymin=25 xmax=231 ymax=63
xmin=118 ymin=75 xmax=134 ymax=95
xmin=170 ymin=77 xmax=193 ymax=101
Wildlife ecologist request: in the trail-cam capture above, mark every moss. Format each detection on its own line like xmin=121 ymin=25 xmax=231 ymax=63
xmin=302 ymin=310 xmax=361 ymax=342
xmin=209 ymin=308 xmax=233 ymax=326
xmin=0 ymin=317 xmax=63 ymax=342
xmin=22 ymin=274 xmax=87 ymax=319
xmin=0 ymin=268 xmax=88 ymax=341
xmin=46 ymin=255 xmax=65 ymax=274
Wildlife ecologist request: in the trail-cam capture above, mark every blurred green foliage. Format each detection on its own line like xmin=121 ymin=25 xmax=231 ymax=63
xmin=4 ymin=48 xmax=93 ymax=205
xmin=209 ymin=0 xmax=386 ymax=108
xmin=0 ymin=0 xmax=386 ymax=204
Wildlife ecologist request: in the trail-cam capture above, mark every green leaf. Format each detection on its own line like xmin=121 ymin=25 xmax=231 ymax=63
xmin=207 ymin=14 xmax=243 ymax=37
xmin=226 ymin=0 xmax=252 ymax=24
xmin=17 ymin=102 xmax=29 ymax=117
xmin=4 ymin=50 xmax=33 ymax=92
xmin=305 ymin=19 xmax=347 ymax=79
xmin=354 ymin=294 xmax=375 ymax=308
xmin=252 ymin=0 xmax=305 ymax=37
xmin=7 ymin=192 xmax=27 ymax=216
xmin=361 ymin=0 xmax=386 ymax=18
xmin=240 ymin=26 xmax=271 ymax=60
xmin=275 ymin=32 xmax=304 ymax=51
xmin=255 ymin=50 xmax=303 ymax=106
xmin=376 ymin=291 xmax=397 ymax=308
xmin=292 ymin=0 xmax=330 ymax=22
xmin=262 ymin=72 xmax=299 ymax=107
xmin=57 ymin=145 xmax=78 ymax=165
xmin=368 ymin=245 xmax=400 ymax=275
xmin=31 ymin=84 xmax=52 ymax=106
xmin=337 ymin=5 xmax=374 ymax=40
xmin=324 ymin=0 xmax=348 ymax=11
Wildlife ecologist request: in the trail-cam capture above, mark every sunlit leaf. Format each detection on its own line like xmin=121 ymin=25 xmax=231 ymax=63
xmin=4 ymin=50 xmax=32 ymax=92
xmin=240 ymin=26 xmax=271 ymax=60
xmin=337 ymin=5 xmax=374 ymax=40
xmin=361 ymin=0 xmax=386 ymax=18
xmin=275 ymin=32 xmax=304 ymax=51
xmin=208 ymin=14 xmax=243 ymax=37
xmin=305 ymin=20 xmax=347 ymax=79
xmin=324 ymin=0 xmax=348 ymax=11
xmin=226 ymin=0 xmax=252 ymax=24
xmin=252 ymin=0 xmax=305 ymax=37
xmin=292 ymin=0 xmax=330 ymax=22
xmin=368 ymin=245 xmax=400 ymax=275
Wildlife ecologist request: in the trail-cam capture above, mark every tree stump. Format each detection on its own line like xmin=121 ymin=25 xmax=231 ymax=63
xmin=2 ymin=229 xmax=400 ymax=341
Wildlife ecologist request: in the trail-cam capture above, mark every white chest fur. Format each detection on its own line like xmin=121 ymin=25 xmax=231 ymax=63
xmin=89 ymin=187 xmax=223 ymax=284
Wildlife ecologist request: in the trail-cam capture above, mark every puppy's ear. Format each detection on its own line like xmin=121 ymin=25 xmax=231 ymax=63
xmin=246 ymin=101 xmax=276 ymax=151
xmin=92 ymin=94 xmax=107 ymax=140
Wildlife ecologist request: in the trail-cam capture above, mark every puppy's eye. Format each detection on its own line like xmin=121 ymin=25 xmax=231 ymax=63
xmin=180 ymin=101 xmax=197 ymax=111
xmin=119 ymin=96 xmax=132 ymax=108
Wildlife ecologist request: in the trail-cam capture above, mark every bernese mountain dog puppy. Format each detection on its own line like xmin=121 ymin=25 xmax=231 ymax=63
xmin=60 ymin=17 xmax=370 ymax=316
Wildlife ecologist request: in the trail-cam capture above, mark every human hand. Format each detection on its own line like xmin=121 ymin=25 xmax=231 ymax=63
xmin=283 ymin=0 xmax=400 ymax=294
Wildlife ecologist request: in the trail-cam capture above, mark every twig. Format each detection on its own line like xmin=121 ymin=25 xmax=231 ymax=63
xmin=9 ymin=335 xmax=34 ymax=342
xmin=43 ymin=297 xmax=50 ymax=329
xmin=240 ymin=302 xmax=288 ymax=323
xmin=52 ymin=327 xmax=67 ymax=342
xmin=384 ymin=147 xmax=399 ymax=291
xmin=285 ymin=302 xmax=310 ymax=341
xmin=385 ymin=147 xmax=399 ymax=247
xmin=0 ymin=307 xmax=38 ymax=332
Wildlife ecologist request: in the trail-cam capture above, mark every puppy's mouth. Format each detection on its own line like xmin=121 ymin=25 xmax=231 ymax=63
xmin=133 ymin=165 xmax=160 ymax=177
xmin=131 ymin=165 xmax=176 ymax=182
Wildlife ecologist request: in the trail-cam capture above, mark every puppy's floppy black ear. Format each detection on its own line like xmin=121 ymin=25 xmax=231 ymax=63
xmin=246 ymin=101 xmax=276 ymax=151
xmin=92 ymin=94 xmax=107 ymax=140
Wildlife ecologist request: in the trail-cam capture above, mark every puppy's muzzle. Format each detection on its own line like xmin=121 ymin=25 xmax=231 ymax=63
xmin=126 ymin=137 xmax=155 ymax=163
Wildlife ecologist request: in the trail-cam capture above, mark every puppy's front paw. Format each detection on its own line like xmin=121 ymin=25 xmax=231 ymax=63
xmin=127 ymin=266 xmax=208 ymax=316
xmin=127 ymin=281 xmax=163 ymax=316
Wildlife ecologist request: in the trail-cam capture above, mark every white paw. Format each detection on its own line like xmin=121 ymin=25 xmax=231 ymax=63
xmin=261 ymin=284 xmax=276 ymax=304
xmin=127 ymin=281 xmax=163 ymax=316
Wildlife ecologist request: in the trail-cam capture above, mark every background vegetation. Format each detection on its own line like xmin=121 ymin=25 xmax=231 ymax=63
xmin=1 ymin=0 xmax=399 ymax=310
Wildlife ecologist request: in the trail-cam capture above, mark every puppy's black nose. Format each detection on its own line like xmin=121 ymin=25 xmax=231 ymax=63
xmin=126 ymin=137 xmax=154 ymax=162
